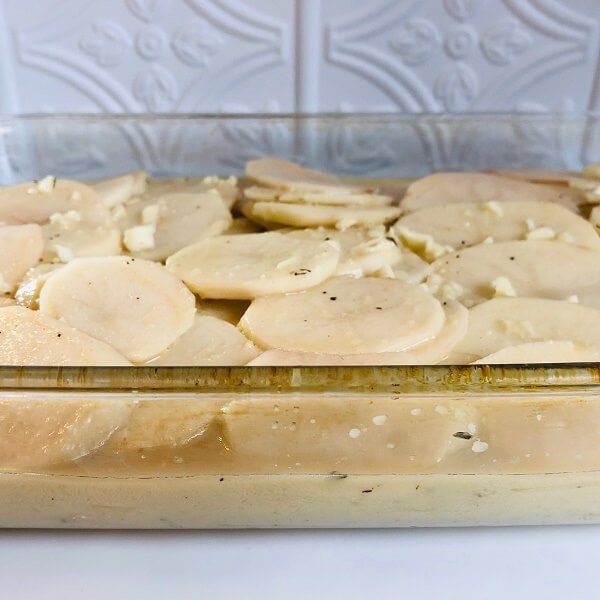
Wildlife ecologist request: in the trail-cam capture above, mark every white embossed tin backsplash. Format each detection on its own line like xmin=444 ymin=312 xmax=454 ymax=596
xmin=0 ymin=0 xmax=599 ymax=115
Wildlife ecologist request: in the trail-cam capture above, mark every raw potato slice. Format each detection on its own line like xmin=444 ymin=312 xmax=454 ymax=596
xmin=429 ymin=241 xmax=600 ymax=309
xmin=394 ymin=200 xmax=600 ymax=251
xmin=0 ymin=395 xmax=132 ymax=470
xmin=250 ymin=201 xmax=402 ymax=229
xmin=284 ymin=227 xmax=402 ymax=276
xmin=240 ymin=276 xmax=445 ymax=354
xmin=401 ymin=172 xmax=580 ymax=213
xmin=375 ymin=248 xmax=430 ymax=284
xmin=91 ymin=171 xmax=147 ymax=208
xmin=146 ymin=176 xmax=238 ymax=209
xmin=196 ymin=299 xmax=250 ymax=325
xmin=0 ymin=178 xmax=110 ymax=226
xmin=225 ymin=217 xmax=263 ymax=235
xmin=148 ymin=315 xmax=260 ymax=366
xmin=38 ymin=257 xmax=196 ymax=363
xmin=42 ymin=221 xmax=122 ymax=262
xmin=0 ymin=306 xmax=131 ymax=366
xmin=126 ymin=191 xmax=232 ymax=261
xmin=166 ymin=232 xmax=340 ymax=300
xmin=246 ymin=157 xmax=363 ymax=193
xmin=446 ymin=298 xmax=600 ymax=363
xmin=0 ymin=224 xmax=44 ymax=287
xmin=248 ymin=301 xmax=466 ymax=365
xmin=485 ymin=168 xmax=578 ymax=185
xmin=15 ymin=264 xmax=62 ymax=309
xmin=473 ymin=341 xmax=600 ymax=364
xmin=244 ymin=185 xmax=392 ymax=207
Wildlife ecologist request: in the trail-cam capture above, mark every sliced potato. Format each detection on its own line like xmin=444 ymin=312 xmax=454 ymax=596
xmin=395 ymin=200 xmax=600 ymax=251
xmin=284 ymin=227 xmax=401 ymax=276
xmin=166 ymin=232 xmax=340 ymax=300
xmin=90 ymin=171 xmax=147 ymax=208
xmin=196 ymin=299 xmax=250 ymax=325
xmin=446 ymin=298 xmax=600 ymax=363
xmin=429 ymin=241 xmax=600 ymax=308
xmin=0 ymin=298 xmax=16 ymax=307
xmin=473 ymin=341 xmax=600 ymax=364
xmin=250 ymin=201 xmax=402 ymax=229
xmin=225 ymin=217 xmax=263 ymax=235
xmin=0 ymin=224 xmax=44 ymax=287
xmin=15 ymin=264 xmax=62 ymax=309
xmin=42 ymin=221 xmax=122 ymax=262
xmin=375 ymin=248 xmax=430 ymax=284
xmin=148 ymin=315 xmax=260 ymax=366
xmin=0 ymin=306 xmax=130 ymax=366
xmin=244 ymin=185 xmax=392 ymax=207
xmin=240 ymin=276 xmax=445 ymax=354
xmin=39 ymin=257 xmax=196 ymax=363
xmin=402 ymin=172 xmax=580 ymax=213
xmin=146 ymin=176 xmax=238 ymax=209
xmin=485 ymin=168 xmax=578 ymax=185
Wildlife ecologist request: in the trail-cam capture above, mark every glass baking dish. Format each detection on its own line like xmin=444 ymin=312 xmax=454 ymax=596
xmin=1 ymin=113 xmax=600 ymax=529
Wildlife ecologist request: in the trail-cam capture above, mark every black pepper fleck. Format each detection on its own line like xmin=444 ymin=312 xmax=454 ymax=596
xmin=375 ymin=306 xmax=382 ymax=310
xmin=362 ymin=489 xmax=373 ymax=494
xmin=219 ymin=477 xmax=224 ymax=482
xmin=57 ymin=333 xmax=62 ymax=338
xmin=453 ymin=431 xmax=473 ymax=440
xmin=510 ymin=256 xmax=515 ymax=261
xmin=330 ymin=296 xmax=337 ymax=301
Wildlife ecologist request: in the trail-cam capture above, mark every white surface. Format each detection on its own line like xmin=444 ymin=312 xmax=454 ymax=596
xmin=0 ymin=527 xmax=598 ymax=599
xmin=1 ymin=0 xmax=600 ymax=114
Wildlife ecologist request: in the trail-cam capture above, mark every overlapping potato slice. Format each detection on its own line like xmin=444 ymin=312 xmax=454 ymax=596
xmin=429 ymin=241 xmax=600 ymax=308
xmin=146 ymin=176 xmax=238 ymax=209
xmin=196 ymin=299 xmax=250 ymax=325
xmin=38 ymin=257 xmax=195 ymax=363
xmin=0 ymin=306 xmax=130 ymax=366
xmin=485 ymin=168 xmax=579 ymax=185
xmin=0 ymin=178 xmax=111 ymax=226
xmin=375 ymin=248 xmax=431 ymax=284
xmin=119 ymin=191 xmax=232 ymax=262
xmin=249 ymin=201 xmax=402 ymax=229
xmin=148 ymin=315 xmax=260 ymax=366
xmin=15 ymin=264 xmax=62 ymax=309
xmin=225 ymin=217 xmax=263 ymax=235
xmin=240 ymin=276 xmax=445 ymax=354
xmin=284 ymin=226 xmax=401 ymax=276
xmin=473 ymin=341 xmax=600 ymax=364
xmin=166 ymin=232 xmax=340 ymax=300
xmin=0 ymin=224 xmax=44 ymax=288
xmin=446 ymin=298 xmax=600 ymax=363
xmin=395 ymin=200 xmax=600 ymax=252
xmin=246 ymin=157 xmax=363 ymax=193
xmin=248 ymin=300 xmax=466 ymax=364
xmin=244 ymin=185 xmax=392 ymax=207
xmin=401 ymin=172 xmax=580 ymax=213
xmin=90 ymin=171 xmax=147 ymax=208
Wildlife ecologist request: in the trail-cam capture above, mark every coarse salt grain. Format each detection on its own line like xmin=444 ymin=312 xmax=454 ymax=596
xmin=372 ymin=415 xmax=388 ymax=426
xmin=349 ymin=428 xmax=361 ymax=439
xmin=471 ymin=440 xmax=489 ymax=453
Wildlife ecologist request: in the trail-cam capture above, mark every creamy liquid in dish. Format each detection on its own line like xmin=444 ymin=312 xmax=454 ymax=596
xmin=2 ymin=160 xmax=600 ymax=366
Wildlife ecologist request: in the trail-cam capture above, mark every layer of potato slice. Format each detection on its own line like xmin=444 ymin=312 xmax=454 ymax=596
xmin=473 ymin=341 xmax=600 ymax=364
xmin=225 ymin=217 xmax=263 ymax=235
xmin=248 ymin=300 xmax=466 ymax=364
xmin=0 ymin=224 xmax=44 ymax=288
xmin=196 ymin=299 xmax=250 ymax=325
xmin=0 ymin=306 xmax=130 ymax=366
xmin=123 ymin=191 xmax=232 ymax=262
xmin=240 ymin=276 xmax=445 ymax=354
xmin=401 ymin=172 xmax=580 ymax=213
xmin=284 ymin=227 xmax=401 ymax=276
xmin=375 ymin=248 xmax=431 ymax=284
xmin=148 ymin=315 xmax=260 ymax=366
xmin=446 ymin=298 xmax=600 ymax=363
xmin=39 ymin=257 xmax=196 ymax=363
xmin=42 ymin=221 xmax=122 ymax=262
xmin=485 ymin=168 xmax=579 ymax=185
xmin=429 ymin=240 xmax=600 ymax=308
xmin=246 ymin=157 xmax=363 ymax=193
xmin=166 ymin=232 xmax=340 ymax=300
xmin=250 ymin=201 xmax=402 ymax=229
xmin=145 ymin=176 xmax=238 ymax=209
xmin=244 ymin=185 xmax=392 ymax=207
xmin=90 ymin=171 xmax=147 ymax=208
xmin=395 ymin=200 xmax=600 ymax=252
xmin=15 ymin=264 xmax=62 ymax=309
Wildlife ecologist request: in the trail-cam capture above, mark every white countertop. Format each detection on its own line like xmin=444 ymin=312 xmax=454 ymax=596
xmin=0 ymin=527 xmax=598 ymax=599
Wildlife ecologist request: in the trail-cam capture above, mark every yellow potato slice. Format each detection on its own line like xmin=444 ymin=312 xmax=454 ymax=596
xmin=39 ymin=257 xmax=196 ymax=363
xmin=244 ymin=185 xmax=392 ymax=207
xmin=90 ymin=171 xmax=147 ymax=208
xmin=473 ymin=341 xmax=600 ymax=364
xmin=446 ymin=298 xmax=600 ymax=363
xmin=402 ymin=172 xmax=579 ymax=213
xmin=146 ymin=176 xmax=238 ymax=209
xmin=429 ymin=240 xmax=600 ymax=308
xmin=42 ymin=221 xmax=122 ymax=262
xmin=0 ymin=224 xmax=44 ymax=287
xmin=250 ymin=201 xmax=402 ymax=229
xmin=0 ymin=306 xmax=130 ymax=366
xmin=166 ymin=232 xmax=340 ymax=300
xmin=148 ymin=315 xmax=260 ymax=366
xmin=240 ymin=276 xmax=445 ymax=354
xmin=284 ymin=227 xmax=401 ymax=276
xmin=15 ymin=264 xmax=62 ymax=309
xmin=395 ymin=200 xmax=600 ymax=251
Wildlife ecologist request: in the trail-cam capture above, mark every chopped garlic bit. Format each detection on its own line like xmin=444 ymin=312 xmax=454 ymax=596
xmin=440 ymin=281 xmax=464 ymax=302
xmin=471 ymin=440 xmax=489 ymax=453
xmin=467 ymin=423 xmax=477 ymax=434
xmin=526 ymin=226 xmax=555 ymax=241
xmin=54 ymin=245 xmax=75 ymax=263
xmin=482 ymin=236 xmax=494 ymax=245
xmin=566 ymin=294 xmax=580 ymax=304
xmin=557 ymin=231 xmax=575 ymax=244
xmin=348 ymin=428 xmax=361 ymax=439
xmin=372 ymin=415 xmax=388 ymax=426
xmin=49 ymin=210 xmax=82 ymax=230
xmin=481 ymin=201 xmax=503 ymax=218
xmin=37 ymin=175 xmax=57 ymax=194
xmin=396 ymin=227 xmax=453 ymax=262
xmin=491 ymin=276 xmax=517 ymax=298
xmin=123 ymin=225 xmax=156 ymax=252
xmin=142 ymin=203 xmax=161 ymax=226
